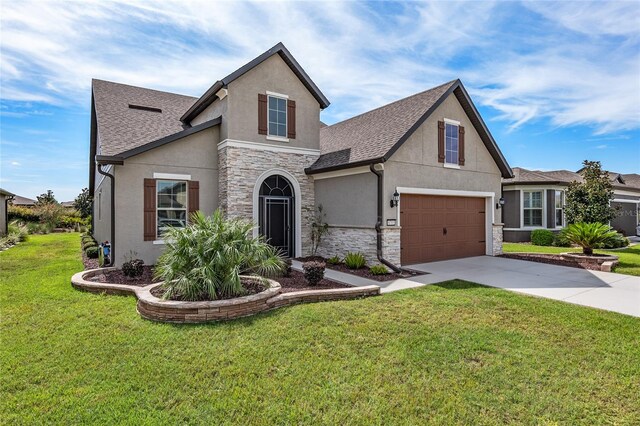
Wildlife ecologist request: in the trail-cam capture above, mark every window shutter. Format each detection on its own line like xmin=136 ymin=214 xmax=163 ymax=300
xmin=188 ymin=180 xmax=199 ymax=220
xmin=143 ymin=178 xmax=156 ymax=241
xmin=258 ymin=94 xmax=267 ymax=135
xmin=287 ymin=99 xmax=296 ymax=139
xmin=458 ymin=125 xmax=465 ymax=166
xmin=437 ymin=121 xmax=445 ymax=163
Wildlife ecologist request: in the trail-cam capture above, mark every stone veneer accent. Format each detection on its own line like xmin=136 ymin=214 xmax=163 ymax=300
xmin=71 ymin=268 xmax=380 ymax=323
xmin=218 ymin=144 xmax=318 ymax=257
xmin=492 ymin=223 xmax=504 ymax=256
xmin=316 ymin=225 xmax=401 ymax=268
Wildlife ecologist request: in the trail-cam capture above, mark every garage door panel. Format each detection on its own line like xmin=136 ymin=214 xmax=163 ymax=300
xmin=401 ymin=194 xmax=486 ymax=264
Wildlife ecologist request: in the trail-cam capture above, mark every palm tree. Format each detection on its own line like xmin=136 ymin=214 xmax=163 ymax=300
xmin=560 ymin=222 xmax=618 ymax=255
xmin=154 ymin=210 xmax=284 ymax=301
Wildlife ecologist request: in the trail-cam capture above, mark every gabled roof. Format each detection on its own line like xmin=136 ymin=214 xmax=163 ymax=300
xmin=503 ymin=167 xmax=640 ymax=192
xmin=9 ymin=195 xmax=35 ymax=206
xmin=306 ymin=79 xmax=513 ymax=178
xmin=180 ymin=42 xmax=330 ymax=124
xmin=92 ymin=79 xmax=198 ymax=157
xmin=0 ymin=188 xmax=14 ymax=197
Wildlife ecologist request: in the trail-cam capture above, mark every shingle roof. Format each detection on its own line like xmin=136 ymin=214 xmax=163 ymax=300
xmin=309 ymin=81 xmax=456 ymax=172
xmin=503 ymin=167 xmax=640 ymax=192
xmin=307 ymin=80 xmax=513 ymax=178
xmin=9 ymin=195 xmax=35 ymax=206
xmin=92 ymin=79 xmax=197 ymax=156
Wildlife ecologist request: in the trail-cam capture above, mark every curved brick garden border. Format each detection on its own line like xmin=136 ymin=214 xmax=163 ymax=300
xmin=71 ymin=268 xmax=380 ymax=323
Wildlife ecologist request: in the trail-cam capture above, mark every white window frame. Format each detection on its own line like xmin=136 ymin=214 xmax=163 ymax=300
xmin=443 ymin=118 xmax=460 ymax=167
xmin=554 ymin=190 xmax=565 ymax=229
xmin=267 ymin=93 xmax=288 ymax=141
xmin=156 ymin=179 xmax=188 ymax=240
xmin=521 ymin=189 xmax=545 ymax=229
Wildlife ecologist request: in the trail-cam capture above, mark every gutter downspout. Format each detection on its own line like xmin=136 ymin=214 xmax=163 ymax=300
xmin=97 ymin=164 xmax=115 ymax=266
xmin=369 ymin=164 xmax=402 ymax=273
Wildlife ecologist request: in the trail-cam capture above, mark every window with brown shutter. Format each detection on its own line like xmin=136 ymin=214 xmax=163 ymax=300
xmin=258 ymin=94 xmax=267 ymax=135
xmin=143 ymin=178 xmax=156 ymax=241
xmin=287 ymin=99 xmax=296 ymax=139
xmin=437 ymin=120 xmax=445 ymax=163
xmin=188 ymin=180 xmax=199 ymax=219
xmin=458 ymin=126 xmax=465 ymax=166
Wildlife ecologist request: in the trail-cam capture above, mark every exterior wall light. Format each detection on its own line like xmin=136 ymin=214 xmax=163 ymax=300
xmin=496 ymin=197 xmax=505 ymax=209
xmin=390 ymin=190 xmax=400 ymax=208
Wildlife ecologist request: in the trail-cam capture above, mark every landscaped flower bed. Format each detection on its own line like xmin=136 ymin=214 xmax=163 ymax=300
xmin=501 ymin=252 xmax=618 ymax=272
xmin=297 ymin=256 xmax=412 ymax=282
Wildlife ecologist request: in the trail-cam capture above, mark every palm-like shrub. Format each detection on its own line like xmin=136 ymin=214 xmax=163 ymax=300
xmin=560 ymin=222 xmax=618 ymax=255
xmin=154 ymin=210 xmax=284 ymax=301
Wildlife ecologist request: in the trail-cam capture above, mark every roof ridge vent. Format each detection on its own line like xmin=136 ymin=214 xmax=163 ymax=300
xmin=128 ymin=104 xmax=162 ymax=113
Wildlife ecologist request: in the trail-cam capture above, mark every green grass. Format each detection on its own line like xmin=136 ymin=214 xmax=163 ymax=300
xmin=503 ymin=242 xmax=640 ymax=276
xmin=2 ymin=234 xmax=639 ymax=424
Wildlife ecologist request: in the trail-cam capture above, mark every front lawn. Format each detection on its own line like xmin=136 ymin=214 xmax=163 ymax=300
xmin=503 ymin=242 xmax=640 ymax=276
xmin=2 ymin=234 xmax=639 ymax=424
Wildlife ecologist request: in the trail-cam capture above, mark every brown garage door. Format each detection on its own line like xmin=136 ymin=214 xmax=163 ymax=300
xmin=400 ymin=194 xmax=486 ymax=265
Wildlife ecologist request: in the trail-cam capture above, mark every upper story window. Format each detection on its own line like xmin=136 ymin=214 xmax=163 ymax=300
xmin=268 ymin=95 xmax=287 ymax=138
xmin=157 ymin=180 xmax=187 ymax=237
xmin=523 ymin=190 xmax=543 ymax=227
xmin=555 ymin=190 xmax=564 ymax=227
xmin=444 ymin=121 xmax=459 ymax=164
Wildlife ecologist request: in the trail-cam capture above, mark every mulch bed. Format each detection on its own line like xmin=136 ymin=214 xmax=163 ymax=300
xmin=88 ymin=266 xmax=161 ymax=287
xmin=296 ymin=256 xmax=412 ymax=282
xmin=82 ymin=251 xmax=99 ymax=270
xmin=500 ymin=253 xmax=601 ymax=271
xmin=277 ymin=270 xmax=351 ymax=293
xmin=150 ymin=276 xmax=267 ymax=300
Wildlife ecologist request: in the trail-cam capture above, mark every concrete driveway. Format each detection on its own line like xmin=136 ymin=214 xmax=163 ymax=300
xmin=404 ymin=256 xmax=640 ymax=317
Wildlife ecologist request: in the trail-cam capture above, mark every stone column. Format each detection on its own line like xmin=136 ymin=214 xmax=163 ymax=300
xmin=492 ymin=223 xmax=504 ymax=256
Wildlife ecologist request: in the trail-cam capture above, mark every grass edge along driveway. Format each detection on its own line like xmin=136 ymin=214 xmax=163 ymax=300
xmin=502 ymin=242 xmax=640 ymax=276
xmin=1 ymin=233 xmax=639 ymax=424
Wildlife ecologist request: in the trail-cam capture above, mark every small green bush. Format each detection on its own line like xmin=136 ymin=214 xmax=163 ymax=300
xmin=85 ymin=246 xmax=99 ymax=258
xmin=344 ymin=252 xmax=366 ymax=269
xmin=303 ymin=261 xmax=325 ymax=285
xmin=553 ymin=232 xmax=572 ymax=247
xmin=326 ymin=256 xmax=341 ymax=265
xmin=599 ymin=232 xmax=629 ymax=249
xmin=531 ymin=229 xmax=554 ymax=246
xmin=122 ymin=258 xmax=144 ymax=278
xmin=369 ymin=265 xmax=389 ymax=275
xmin=83 ymin=241 xmax=98 ymax=251
xmin=560 ymin=222 xmax=618 ymax=255
xmin=8 ymin=221 xmax=28 ymax=242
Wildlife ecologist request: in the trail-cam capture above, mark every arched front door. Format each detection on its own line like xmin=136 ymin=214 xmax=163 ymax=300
xmin=258 ymin=175 xmax=295 ymax=257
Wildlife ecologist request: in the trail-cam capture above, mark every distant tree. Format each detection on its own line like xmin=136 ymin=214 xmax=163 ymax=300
xmin=74 ymin=188 xmax=92 ymax=218
xmin=36 ymin=190 xmax=58 ymax=206
xmin=565 ymin=160 xmax=616 ymax=224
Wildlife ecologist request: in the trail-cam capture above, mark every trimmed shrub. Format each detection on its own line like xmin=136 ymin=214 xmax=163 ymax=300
xmin=122 ymin=258 xmax=144 ymax=278
xmin=344 ymin=252 xmax=366 ymax=269
xmin=553 ymin=232 xmax=572 ymax=247
xmin=303 ymin=261 xmax=325 ymax=286
xmin=83 ymin=241 xmax=98 ymax=250
xmin=531 ymin=229 xmax=554 ymax=246
xmin=8 ymin=205 xmax=39 ymax=222
xmin=85 ymin=246 xmax=99 ymax=259
xmin=599 ymin=232 xmax=629 ymax=249
xmin=326 ymin=256 xmax=341 ymax=265
xmin=369 ymin=264 xmax=389 ymax=275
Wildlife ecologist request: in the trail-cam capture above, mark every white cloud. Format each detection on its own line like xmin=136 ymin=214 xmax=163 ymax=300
xmin=10 ymin=161 xmax=21 ymax=166
xmin=0 ymin=0 xmax=638 ymax=134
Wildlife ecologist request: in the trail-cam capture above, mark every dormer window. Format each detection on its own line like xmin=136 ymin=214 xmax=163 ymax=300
xmin=268 ymin=94 xmax=287 ymax=138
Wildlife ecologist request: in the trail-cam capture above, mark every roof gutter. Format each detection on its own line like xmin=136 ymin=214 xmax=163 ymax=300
xmin=96 ymin=164 xmax=115 ymax=267
xmin=369 ymin=163 xmax=402 ymax=273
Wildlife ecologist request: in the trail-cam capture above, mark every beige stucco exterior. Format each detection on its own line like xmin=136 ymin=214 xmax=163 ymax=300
xmin=383 ymin=93 xmax=502 ymax=223
xmin=93 ymin=168 xmax=113 ymax=245
xmin=191 ymin=54 xmax=322 ymax=150
xmin=314 ymin=171 xmax=377 ymax=227
xmin=0 ymin=193 xmax=8 ymax=236
xmin=112 ymin=127 xmax=219 ymax=266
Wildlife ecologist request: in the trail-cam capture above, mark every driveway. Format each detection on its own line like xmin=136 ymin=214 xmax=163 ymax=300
xmin=404 ymin=256 xmax=640 ymax=317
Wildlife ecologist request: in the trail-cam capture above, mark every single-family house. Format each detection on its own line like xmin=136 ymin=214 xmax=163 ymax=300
xmin=90 ymin=43 xmax=513 ymax=267
xmin=502 ymin=167 xmax=640 ymax=242
xmin=0 ymin=188 xmax=14 ymax=236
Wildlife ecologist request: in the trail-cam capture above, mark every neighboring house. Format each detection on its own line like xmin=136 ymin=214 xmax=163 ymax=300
xmin=0 ymin=188 xmax=14 ymax=236
xmin=89 ymin=42 xmax=512 ymax=267
xmin=502 ymin=167 xmax=640 ymax=242
xmin=61 ymin=201 xmax=75 ymax=209
xmin=10 ymin=195 xmax=36 ymax=207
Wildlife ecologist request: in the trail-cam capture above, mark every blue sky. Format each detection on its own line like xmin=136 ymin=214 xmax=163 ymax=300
xmin=1 ymin=0 xmax=638 ymax=201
